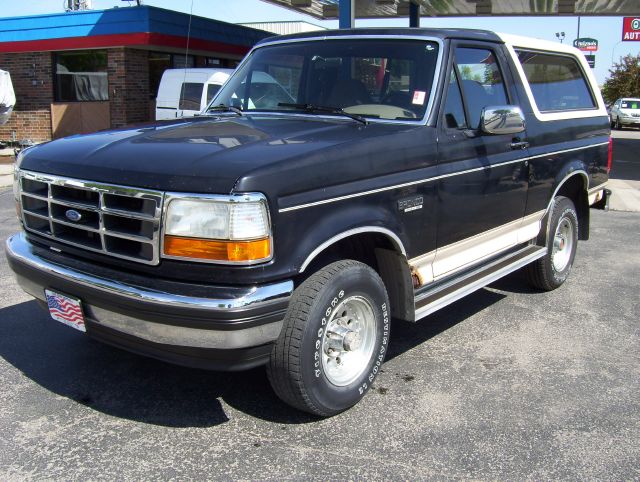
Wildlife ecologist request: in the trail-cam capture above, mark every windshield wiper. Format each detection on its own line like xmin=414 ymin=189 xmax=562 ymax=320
xmin=278 ymin=103 xmax=368 ymax=125
xmin=206 ymin=104 xmax=243 ymax=116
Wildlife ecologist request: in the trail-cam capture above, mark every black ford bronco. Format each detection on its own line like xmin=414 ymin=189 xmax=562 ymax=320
xmin=7 ymin=28 xmax=611 ymax=416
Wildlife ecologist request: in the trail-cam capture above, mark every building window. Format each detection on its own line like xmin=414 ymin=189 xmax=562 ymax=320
xmin=173 ymin=54 xmax=195 ymax=69
xmin=55 ymin=50 xmax=108 ymax=102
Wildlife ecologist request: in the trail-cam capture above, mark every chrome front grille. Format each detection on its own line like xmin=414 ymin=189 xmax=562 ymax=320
xmin=18 ymin=170 xmax=164 ymax=265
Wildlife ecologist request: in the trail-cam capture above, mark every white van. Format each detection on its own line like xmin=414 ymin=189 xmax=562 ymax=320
xmin=155 ymin=68 xmax=233 ymax=120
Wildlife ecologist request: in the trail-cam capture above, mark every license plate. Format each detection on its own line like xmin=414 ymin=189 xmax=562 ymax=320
xmin=44 ymin=290 xmax=86 ymax=332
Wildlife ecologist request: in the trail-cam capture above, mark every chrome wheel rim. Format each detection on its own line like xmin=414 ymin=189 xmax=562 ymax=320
xmin=552 ymin=216 xmax=574 ymax=272
xmin=321 ymin=295 xmax=377 ymax=387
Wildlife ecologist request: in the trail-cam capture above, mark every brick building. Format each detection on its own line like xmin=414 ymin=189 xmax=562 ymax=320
xmin=0 ymin=6 xmax=270 ymax=143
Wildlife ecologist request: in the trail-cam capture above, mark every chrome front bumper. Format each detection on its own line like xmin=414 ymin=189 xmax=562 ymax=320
xmin=6 ymin=233 xmax=293 ymax=368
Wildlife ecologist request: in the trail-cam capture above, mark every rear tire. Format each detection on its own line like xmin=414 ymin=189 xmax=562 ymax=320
xmin=267 ymin=260 xmax=390 ymax=416
xmin=526 ymin=196 xmax=578 ymax=291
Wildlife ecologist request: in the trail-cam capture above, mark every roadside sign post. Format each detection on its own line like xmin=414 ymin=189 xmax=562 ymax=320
xmin=584 ymin=54 xmax=596 ymax=68
xmin=573 ymin=38 xmax=597 ymax=69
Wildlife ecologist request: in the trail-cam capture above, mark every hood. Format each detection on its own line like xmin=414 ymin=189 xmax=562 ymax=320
xmin=19 ymin=115 xmax=406 ymax=193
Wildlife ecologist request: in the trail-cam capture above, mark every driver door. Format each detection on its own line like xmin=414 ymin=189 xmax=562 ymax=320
xmin=433 ymin=42 xmax=530 ymax=279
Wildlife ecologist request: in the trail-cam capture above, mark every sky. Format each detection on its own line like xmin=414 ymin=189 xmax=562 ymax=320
xmin=2 ymin=0 xmax=639 ymax=84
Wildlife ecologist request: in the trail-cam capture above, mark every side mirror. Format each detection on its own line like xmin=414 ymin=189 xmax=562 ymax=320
xmin=480 ymin=105 xmax=526 ymax=135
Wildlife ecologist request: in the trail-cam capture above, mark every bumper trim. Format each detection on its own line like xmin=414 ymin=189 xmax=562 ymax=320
xmin=6 ymin=232 xmax=293 ymax=352
xmin=7 ymin=232 xmax=293 ymax=312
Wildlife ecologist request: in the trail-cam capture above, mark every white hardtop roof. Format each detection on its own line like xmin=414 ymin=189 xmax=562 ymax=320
xmin=498 ymin=33 xmax=584 ymax=57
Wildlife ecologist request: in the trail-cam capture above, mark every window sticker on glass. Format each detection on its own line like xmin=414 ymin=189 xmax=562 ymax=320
xmin=412 ymin=91 xmax=426 ymax=105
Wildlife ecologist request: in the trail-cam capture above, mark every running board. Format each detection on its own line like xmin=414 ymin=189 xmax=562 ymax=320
xmin=414 ymin=245 xmax=546 ymax=321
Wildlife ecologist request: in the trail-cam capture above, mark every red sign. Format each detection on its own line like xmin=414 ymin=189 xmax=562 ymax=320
xmin=622 ymin=17 xmax=640 ymax=41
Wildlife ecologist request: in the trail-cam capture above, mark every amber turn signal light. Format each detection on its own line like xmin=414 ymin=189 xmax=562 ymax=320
xmin=164 ymin=235 xmax=271 ymax=262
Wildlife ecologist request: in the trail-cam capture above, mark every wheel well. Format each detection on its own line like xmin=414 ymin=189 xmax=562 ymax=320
xmin=301 ymin=232 xmax=389 ymax=274
xmin=555 ymin=174 xmax=589 ymax=240
xmin=297 ymin=232 xmax=415 ymax=322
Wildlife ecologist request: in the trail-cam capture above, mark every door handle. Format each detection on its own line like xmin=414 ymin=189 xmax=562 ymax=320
xmin=510 ymin=140 xmax=529 ymax=150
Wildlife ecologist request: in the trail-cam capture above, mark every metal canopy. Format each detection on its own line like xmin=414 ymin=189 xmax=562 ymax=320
xmin=260 ymin=0 xmax=640 ymax=19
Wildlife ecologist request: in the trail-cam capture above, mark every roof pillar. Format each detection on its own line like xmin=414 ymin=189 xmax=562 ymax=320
xmin=409 ymin=1 xmax=420 ymax=27
xmin=339 ymin=0 xmax=355 ymax=29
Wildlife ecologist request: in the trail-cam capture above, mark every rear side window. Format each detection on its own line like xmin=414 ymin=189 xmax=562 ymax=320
xmin=179 ymin=82 xmax=204 ymax=111
xmin=515 ymin=50 xmax=595 ymax=112
xmin=207 ymin=84 xmax=221 ymax=104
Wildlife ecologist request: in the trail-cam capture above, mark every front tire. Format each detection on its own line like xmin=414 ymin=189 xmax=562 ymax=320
xmin=267 ymin=260 xmax=390 ymax=416
xmin=526 ymin=196 xmax=578 ymax=291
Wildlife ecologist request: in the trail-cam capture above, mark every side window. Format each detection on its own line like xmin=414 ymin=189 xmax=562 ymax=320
xmin=179 ymin=82 xmax=204 ymax=111
xmin=443 ymin=70 xmax=467 ymax=129
xmin=454 ymin=47 xmax=509 ymax=129
xmin=206 ymin=84 xmax=221 ymax=105
xmin=515 ymin=50 xmax=596 ymax=112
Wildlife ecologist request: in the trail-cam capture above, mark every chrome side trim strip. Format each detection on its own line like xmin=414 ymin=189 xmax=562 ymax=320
xmin=414 ymin=246 xmax=547 ymax=321
xmin=6 ymin=232 xmax=293 ymax=312
xmin=299 ymin=226 xmax=407 ymax=273
xmin=278 ymin=143 xmax=609 ymax=213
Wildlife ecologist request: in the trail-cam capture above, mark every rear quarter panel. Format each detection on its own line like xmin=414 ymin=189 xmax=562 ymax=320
xmin=499 ymin=38 xmax=610 ymax=215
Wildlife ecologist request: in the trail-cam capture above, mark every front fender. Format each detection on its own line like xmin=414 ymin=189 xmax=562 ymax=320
xmin=274 ymin=203 xmax=408 ymax=274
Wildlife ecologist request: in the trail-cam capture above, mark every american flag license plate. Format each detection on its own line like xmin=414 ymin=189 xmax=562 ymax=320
xmin=44 ymin=290 xmax=86 ymax=332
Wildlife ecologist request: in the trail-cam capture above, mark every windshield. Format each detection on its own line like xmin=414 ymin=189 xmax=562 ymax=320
xmin=621 ymin=100 xmax=640 ymax=109
xmin=209 ymin=39 xmax=440 ymax=121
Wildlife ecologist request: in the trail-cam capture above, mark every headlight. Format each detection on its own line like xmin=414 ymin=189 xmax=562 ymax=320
xmin=163 ymin=194 xmax=271 ymax=264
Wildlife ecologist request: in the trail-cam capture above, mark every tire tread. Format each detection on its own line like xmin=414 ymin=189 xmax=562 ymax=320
xmin=525 ymin=196 xmax=577 ymax=291
xmin=267 ymin=260 xmax=376 ymax=416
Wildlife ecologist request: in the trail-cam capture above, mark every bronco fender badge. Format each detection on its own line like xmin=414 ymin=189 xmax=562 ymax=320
xmin=398 ymin=196 xmax=423 ymax=213
xmin=65 ymin=209 xmax=82 ymax=222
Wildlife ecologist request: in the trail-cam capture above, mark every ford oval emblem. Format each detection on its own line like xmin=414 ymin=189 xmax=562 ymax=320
xmin=65 ymin=209 xmax=82 ymax=222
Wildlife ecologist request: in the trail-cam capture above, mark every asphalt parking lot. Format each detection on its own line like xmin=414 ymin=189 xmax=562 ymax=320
xmin=0 ymin=191 xmax=639 ymax=477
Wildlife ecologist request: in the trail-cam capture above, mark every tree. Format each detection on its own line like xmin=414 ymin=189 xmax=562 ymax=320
xmin=602 ymin=54 xmax=640 ymax=104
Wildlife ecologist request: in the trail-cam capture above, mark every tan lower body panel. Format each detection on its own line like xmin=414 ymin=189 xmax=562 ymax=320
xmin=410 ymin=210 xmax=546 ymax=286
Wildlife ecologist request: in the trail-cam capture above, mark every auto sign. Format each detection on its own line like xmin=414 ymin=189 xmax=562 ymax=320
xmin=573 ymin=38 xmax=598 ymax=52
xmin=622 ymin=17 xmax=640 ymax=41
